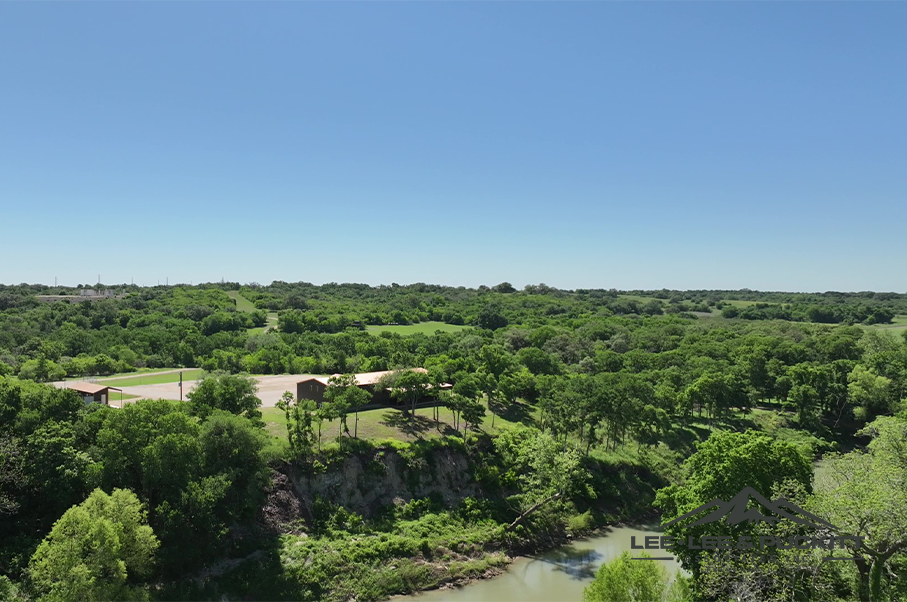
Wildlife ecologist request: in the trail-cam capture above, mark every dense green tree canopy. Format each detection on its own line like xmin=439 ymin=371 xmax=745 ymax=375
xmin=29 ymin=488 xmax=158 ymax=602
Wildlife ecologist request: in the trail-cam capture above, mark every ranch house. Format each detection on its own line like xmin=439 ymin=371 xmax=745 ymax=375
xmin=296 ymin=368 xmax=450 ymax=407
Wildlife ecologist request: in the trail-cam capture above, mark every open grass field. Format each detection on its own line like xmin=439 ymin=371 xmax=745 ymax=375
xmin=261 ymin=400 xmax=536 ymax=443
xmin=618 ymin=295 xmax=770 ymax=311
xmin=719 ymin=298 xmax=776 ymax=308
xmin=98 ymin=369 xmax=205 ymax=387
xmin=864 ymin=315 xmax=907 ymax=334
xmin=226 ymin=291 xmax=279 ymax=334
xmin=248 ymin=312 xmax=279 ymax=335
xmin=226 ymin=290 xmax=258 ymax=313
xmin=106 ymin=392 xmax=140 ymax=407
xmin=365 ymin=321 xmax=470 ymax=336
xmin=84 ymin=367 xmax=186 ymax=379
xmin=618 ymin=294 xmax=661 ymax=304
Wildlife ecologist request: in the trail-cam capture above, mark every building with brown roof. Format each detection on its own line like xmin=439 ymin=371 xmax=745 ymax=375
xmin=65 ymin=382 xmax=121 ymax=405
xmin=296 ymin=368 xmax=449 ymax=407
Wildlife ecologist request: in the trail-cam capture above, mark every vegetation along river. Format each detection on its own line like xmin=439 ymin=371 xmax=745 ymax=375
xmin=398 ymin=524 xmax=682 ymax=602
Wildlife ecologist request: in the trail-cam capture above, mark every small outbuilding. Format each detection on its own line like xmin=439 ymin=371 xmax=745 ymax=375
xmin=66 ymin=382 xmax=121 ymax=405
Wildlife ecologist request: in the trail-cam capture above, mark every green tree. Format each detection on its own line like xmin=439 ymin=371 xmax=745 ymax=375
xmin=29 ymin=488 xmax=159 ymax=602
xmin=788 ymin=383 xmax=820 ymax=426
xmin=809 ymin=416 xmax=907 ymax=601
xmin=654 ymin=430 xmax=812 ymax=576
xmin=584 ymin=552 xmax=689 ymax=602
xmin=324 ymin=374 xmax=371 ymax=441
xmin=495 ymin=427 xmax=587 ymax=531
xmin=17 ymin=357 xmax=66 ymax=383
xmin=276 ymin=391 xmax=317 ymax=458
xmin=187 ymin=371 xmax=262 ymax=422
xmin=478 ymin=344 xmax=513 ymax=428
xmin=476 ymin=302 xmax=508 ymax=330
xmin=390 ymin=369 xmax=431 ymax=420
xmin=459 ymin=396 xmax=486 ymax=443
xmin=847 ymin=365 xmax=893 ymax=421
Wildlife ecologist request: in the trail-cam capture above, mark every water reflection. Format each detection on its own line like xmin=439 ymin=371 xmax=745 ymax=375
xmin=535 ymin=547 xmax=603 ymax=580
xmin=395 ymin=524 xmax=681 ymax=602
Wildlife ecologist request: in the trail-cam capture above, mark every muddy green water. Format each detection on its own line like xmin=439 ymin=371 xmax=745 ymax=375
xmin=397 ymin=524 xmax=681 ymax=602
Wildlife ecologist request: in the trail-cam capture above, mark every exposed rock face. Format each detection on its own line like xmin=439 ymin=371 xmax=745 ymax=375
xmin=278 ymin=446 xmax=480 ymax=518
xmin=260 ymin=468 xmax=306 ymax=531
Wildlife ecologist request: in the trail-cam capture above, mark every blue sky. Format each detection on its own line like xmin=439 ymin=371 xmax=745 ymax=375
xmin=1 ymin=3 xmax=905 ymax=291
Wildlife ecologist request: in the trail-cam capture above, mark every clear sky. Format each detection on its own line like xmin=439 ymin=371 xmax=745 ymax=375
xmin=1 ymin=3 xmax=905 ymax=292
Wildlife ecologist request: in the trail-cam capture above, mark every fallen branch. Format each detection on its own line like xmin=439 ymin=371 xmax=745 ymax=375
xmin=505 ymin=491 xmax=563 ymax=532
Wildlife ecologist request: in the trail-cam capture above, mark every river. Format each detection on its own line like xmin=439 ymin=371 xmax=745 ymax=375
xmin=397 ymin=524 xmax=682 ymax=602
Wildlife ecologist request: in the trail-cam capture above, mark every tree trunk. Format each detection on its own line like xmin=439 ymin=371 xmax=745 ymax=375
xmin=505 ymin=492 xmax=563 ymax=532
xmin=354 ymin=410 xmax=359 ymax=438
xmin=854 ymin=556 xmax=871 ymax=602
xmin=870 ymin=558 xmax=884 ymax=602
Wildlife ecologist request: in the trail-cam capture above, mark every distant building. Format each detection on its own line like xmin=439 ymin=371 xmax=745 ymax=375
xmin=296 ymin=368 xmax=450 ymax=407
xmin=65 ymin=382 xmax=121 ymax=405
xmin=36 ymin=289 xmax=121 ymax=303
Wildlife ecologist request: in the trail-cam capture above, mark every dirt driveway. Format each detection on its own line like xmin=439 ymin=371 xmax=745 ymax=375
xmin=115 ymin=374 xmax=317 ymax=407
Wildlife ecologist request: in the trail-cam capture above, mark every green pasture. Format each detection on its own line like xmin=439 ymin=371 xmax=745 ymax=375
xmin=226 ymin=290 xmax=258 ymax=313
xmin=365 ymin=321 xmax=470 ymax=336
xmin=866 ymin=314 xmax=907 ymax=333
xmin=99 ymin=369 xmax=205 ymax=387
xmin=248 ymin=312 xmax=279 ymax=335
xmin=261 ymin=400 xmax=535 ymax=444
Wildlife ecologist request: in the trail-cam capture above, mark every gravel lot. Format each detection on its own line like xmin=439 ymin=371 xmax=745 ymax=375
xmin=112 ymin=374 xmax=317 ymax=407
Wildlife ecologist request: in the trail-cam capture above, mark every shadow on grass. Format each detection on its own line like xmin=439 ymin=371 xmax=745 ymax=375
xmin=379 ymin=409 xmax=459 ymax=439
xmin=661 ymin=423 xmax=711 ymax=454
xmin=716 ymin=414 xmax=759 ymax=432
xmin=495 ymin=400 xmax=538 ymax=428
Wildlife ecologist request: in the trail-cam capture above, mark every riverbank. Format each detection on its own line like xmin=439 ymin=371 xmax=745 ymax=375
xmin=393 ymin=523 xmax=680 ymax=602
xmin=162 ymin=436 xmax=670 ymax=601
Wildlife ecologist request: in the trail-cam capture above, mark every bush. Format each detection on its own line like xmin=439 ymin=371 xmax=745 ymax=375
xmin=566 ymin=510 xmax=594 ymax=535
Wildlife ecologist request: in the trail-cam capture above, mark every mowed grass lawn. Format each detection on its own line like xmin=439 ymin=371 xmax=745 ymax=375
xmin=866 ymin=315 xmax=907 ymax=334
xmin=365 ymin=322 xmax=470 ymax=336
xmin=107 ymin=392 xmax=140 ymax=407
xmin=261 ymin=401 xmax=536 ymax=444
xmin=228 ymin=291 xmax=279 ymax=335
xmin=84 ymin=367 xmax=187 ymax=379
xmin=248 ymin=312 xmax=279 ymax=335
xmin=226 ymin=290 xmax=258 ymax=313
xmin=99 ymin=369 xmax=205 ymax=387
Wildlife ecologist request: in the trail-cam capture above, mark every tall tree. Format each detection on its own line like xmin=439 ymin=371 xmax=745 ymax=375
xmin=655 ymin=430 xmax=812 ymax=576
xmin=29 ymin=488 xmax=159 ymax=602
xmin=390 ymin=370 xmax=431 ymax=420
xmin=496 ymin=427 xmax=586 ymax=532
xmin=809 ymin=416 xmax=907 ymax=601
xmin=187 ymin=371 xmax=262 ymax=423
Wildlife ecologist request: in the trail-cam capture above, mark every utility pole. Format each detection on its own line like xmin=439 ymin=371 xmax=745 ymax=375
xmin=179 ymin=371 xmax=183 ymax=401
